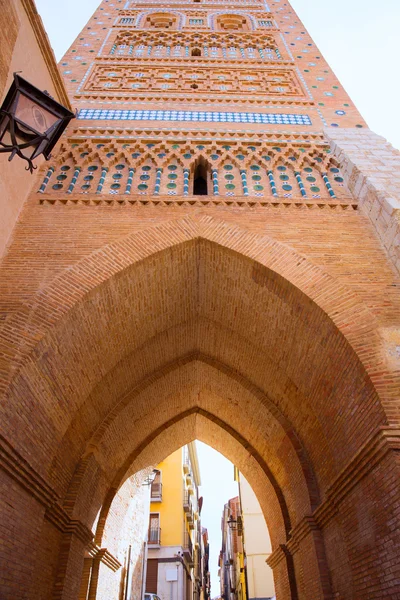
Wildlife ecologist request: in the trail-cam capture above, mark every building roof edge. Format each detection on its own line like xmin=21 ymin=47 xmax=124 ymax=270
xmin=21 ymin=0 xmax=72 ymax=110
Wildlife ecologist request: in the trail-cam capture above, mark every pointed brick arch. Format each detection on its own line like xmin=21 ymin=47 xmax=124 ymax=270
xmin=0 ymin=215 xmax=392 ymax=493
xmin=0 ymin=214 xmax=388 ymax=401
xmin=60 ymin=354 xmax=321 ymax=523
xmin=74 ymin=411 xmax=306 ymax=600
xmin=1 ymin=215 xmax=399 ymax=600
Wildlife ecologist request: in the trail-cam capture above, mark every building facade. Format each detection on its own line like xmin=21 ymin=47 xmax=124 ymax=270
xmin=219 ymin=497 xmax=246 ymax=600
xmin=145 ymin=444 xmax=204 ymax=600
xmin=200 ymin=528 xmax=211 ymax=600
xmin=238 ymin=474 xmax=275 ymax=600
xmin=1 ymin=0 xmax=400 ymax=599
xmin=219 ymin=480 xmax=275 ymax=600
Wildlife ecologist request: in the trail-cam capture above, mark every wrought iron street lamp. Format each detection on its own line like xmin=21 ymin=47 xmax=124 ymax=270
xmin=0 ymin=73 xmax=74 ymax=173
xmin=142 ymin=470 xmax=157 ymax=486
xmin=227 ymin=515 xmax=237 ymax=531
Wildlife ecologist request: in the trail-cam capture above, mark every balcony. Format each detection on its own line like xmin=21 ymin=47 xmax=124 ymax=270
xmin=183 ymin=490 xmax=193 ymax=513
xmin=183 ymin=532 xmax=193 ymax=565
xmin=150 ymin=482 xmax=163 ymax=502
xmin=148 ymin=527 xmax=161 ymax=546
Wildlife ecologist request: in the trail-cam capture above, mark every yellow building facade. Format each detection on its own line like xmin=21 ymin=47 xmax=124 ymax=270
xmin=146 ymin=443 xmax=203 ymax=600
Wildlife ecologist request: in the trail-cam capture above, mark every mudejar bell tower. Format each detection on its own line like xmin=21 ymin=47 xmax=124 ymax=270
xmin=43 ymin=0 xmax=364 ymax=203
xmin=1 ymin=1 xmax=400 ymax=600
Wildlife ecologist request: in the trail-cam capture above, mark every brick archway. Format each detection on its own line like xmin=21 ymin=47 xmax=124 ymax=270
xmin=0 ymin=214 xmax=391 ymax=408
xmin=84 ymin=410 xmax=308 ymax=600
xmin=1 ymin=215 xmax=399 ymax=600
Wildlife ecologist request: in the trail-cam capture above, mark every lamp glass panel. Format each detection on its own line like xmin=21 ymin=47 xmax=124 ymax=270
xmin=0 ymin=114 xmax=11 ymax=141
xmin=31 ymin=138 xmax=49 ymax=160
xmin=13 ymin=92 xmax=59 ymax=135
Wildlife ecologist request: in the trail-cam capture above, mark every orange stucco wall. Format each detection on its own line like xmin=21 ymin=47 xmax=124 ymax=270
xmin=0 ymin=0 xmax=68 ymax=259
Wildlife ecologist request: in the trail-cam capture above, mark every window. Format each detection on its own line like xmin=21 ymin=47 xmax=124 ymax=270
xmin=148 ymin=514 xmax=161 ymax=545
xmin=193 ymin=164 xmax=208 ymax=195
xmin=151 ymin=470 xmax=162 ymax=500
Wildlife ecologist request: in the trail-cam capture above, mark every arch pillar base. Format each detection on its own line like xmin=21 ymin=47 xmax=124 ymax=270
xmin=52 ymin=530 xmax=93 ymax=600
xmin=267 ymin=545 xmax=298 ymax=600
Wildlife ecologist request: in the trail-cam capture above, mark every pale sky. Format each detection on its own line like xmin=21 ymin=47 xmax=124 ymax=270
xmin=196 ymin=442 xmax=238 ymax=597
xmin=33 ymin=0 xmax=399 ymax=595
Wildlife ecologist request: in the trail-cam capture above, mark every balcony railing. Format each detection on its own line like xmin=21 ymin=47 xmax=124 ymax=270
xmin=148 ymin=527 xmax=161 ymax=545
xmin=183 ymin=531 xmax=193 ymax=565
xmin=151 ymin=482 xmax=163 ymax=501
xmin=184 ymin=490 xmax=192 ymax=512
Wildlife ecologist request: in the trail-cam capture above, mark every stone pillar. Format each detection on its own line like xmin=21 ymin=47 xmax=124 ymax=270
xmin=154 ymin=168 xmax=162 ymax=195
xmin=273 ymin=427 xmax=400 ymax=599
xmin=38 ymin=166 xmax=55 ymax=193
xmin=322 ymin=173 xmax=336 ymax=198
xmin=240 ymin=169 xmax=249 ymax=196
xmin=96 ymin=167 xmax=108 ymax=194
xmin=268 ymin=170 xmax=278 ymax=196
xmin=67 ymin=168 xmax=81 ymax=194
xmin=212 ymin=169 xmax=219 ymax=195
xmin=295 ymin=172 xmax=307 ymax=198
xmin=183 ymin=168 xmax=190 ymax=196
xmin=125 ymin=168 xmax=135 ymax=194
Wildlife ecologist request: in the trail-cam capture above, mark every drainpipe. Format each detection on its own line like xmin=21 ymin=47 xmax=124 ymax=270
xmin=125 ymin=545 xmax=132 ymax=600
xmin=141 ymin=541 xmax=148 ymax=600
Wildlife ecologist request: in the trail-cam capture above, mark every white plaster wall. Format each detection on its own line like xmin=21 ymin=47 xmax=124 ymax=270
xmin=240 ymin=475 xmax=275 ymax=600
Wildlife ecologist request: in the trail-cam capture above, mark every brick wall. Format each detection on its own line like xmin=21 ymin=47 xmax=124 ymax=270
xmin=1 ymin=0 xmax=400 ymax=597
xmin=96 ymin=470 xmax=151 ymax=600
xmin=0 ymin=197 xmax=400 ymax=598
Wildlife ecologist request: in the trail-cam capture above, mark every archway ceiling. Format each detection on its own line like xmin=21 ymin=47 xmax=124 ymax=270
xmin=88 ymin=365 xmax=313 ymax=522
xmin=3 ymin=239 xmax=385 ymax=499
xmin=108 ymin=412 xmax=290 ymax=548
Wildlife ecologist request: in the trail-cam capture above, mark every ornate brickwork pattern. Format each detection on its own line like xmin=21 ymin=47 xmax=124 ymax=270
xmin=1 ymin=2 xmax=400 ymax=600
xmin=45 ymin=0 xmax=367 ymax=209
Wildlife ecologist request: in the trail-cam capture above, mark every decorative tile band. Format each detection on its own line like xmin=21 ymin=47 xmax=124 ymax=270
xmin=77 ymin=109 xmax=312 ymax=126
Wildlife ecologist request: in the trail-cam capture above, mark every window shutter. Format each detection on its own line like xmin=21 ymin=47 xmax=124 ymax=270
xmin=146 ymin=559 xmax=158 ymax=593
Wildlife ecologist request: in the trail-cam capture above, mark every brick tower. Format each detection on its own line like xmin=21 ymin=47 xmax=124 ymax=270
xmin=42 ymin=0 xmax=365 ymax=204
xmin=1 ymin=1 xmax=400 ymax=600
